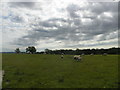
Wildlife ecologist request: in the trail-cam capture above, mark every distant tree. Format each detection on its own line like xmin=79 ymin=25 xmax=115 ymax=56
xmin=15 ymin=48 xmax=20 ymax=53
xmin=75 ymin=48 xmax=80 ymax=55
xmin=44 ymin=49 xmax=51 ymax=54
xmin=26 ymin=46 xmax=36 ymax=54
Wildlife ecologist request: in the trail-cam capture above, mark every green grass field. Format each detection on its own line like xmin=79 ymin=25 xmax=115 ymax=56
xmin=2 ymin=54 xmax=118 ymax=88
xmin=0 ymin=53 xmax=2 ymax=70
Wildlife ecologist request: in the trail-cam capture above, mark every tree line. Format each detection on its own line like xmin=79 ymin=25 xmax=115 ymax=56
xmin=15 ymin=46 xmax=120 ymax=55
xmin=15 ymin=46 xmax=36 ymax=54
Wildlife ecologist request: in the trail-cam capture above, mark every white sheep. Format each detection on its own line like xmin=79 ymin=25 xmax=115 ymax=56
xmin=73 ymin=55 xmax=82 ymax=61
xmin=60 ymin=53 xmax=64 ymax=59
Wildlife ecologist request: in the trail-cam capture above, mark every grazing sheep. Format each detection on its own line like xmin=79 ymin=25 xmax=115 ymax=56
xmin=81 ymin=53 xmax=85 ymax=56
xmin=60 ymin=53 xmax=64 ymax=59
xmin=73 ymin=55 xmax=82 ymax=61
xmin=90 ymin=53 xmax=94 ymax=56
xmin=103 ymin=53 xmax=107 ymax=56
xmin=61 ymin=55 xmax=64 ymax=59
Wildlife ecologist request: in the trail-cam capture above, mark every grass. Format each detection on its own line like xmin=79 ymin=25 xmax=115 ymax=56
xmin=0 ymin=53 xmax=2 ymax=70
xmin=2 ymin=53 xmax=118 ymax=88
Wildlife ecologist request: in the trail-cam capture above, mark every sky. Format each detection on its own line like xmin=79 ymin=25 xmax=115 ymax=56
xmin=0 ymin=0 xmax=119 ymax=52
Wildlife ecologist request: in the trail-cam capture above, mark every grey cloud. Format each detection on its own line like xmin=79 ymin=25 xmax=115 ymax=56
xmin=73 ymin=19 xmax=81 ymax=26
xmin=97 ymin=31 xmax=118 ymax=41
xmin=9 ymin=2 xmax=35 ymax=9
xmin=47 ymin=18 xmax=67 ymax=22
xmin=66 ymin=4 xmax=80 ymax=18
xmin=38 ymin=18 xmax=69 ymax=28
xmin=39 ymin=21 xmax=58 ymax=28
xmin=13 ymin=35 xmax=38 ymax=46
xmin=10 ymin=15 xmax=24 ymax=23
xmin=88 ymin=2 xmax=118 ymax=14
xmin=13 ymin=2 xmax=118 ymax=48
xmin=65 ymin=3 xmax=118 ymax=37
xmin=79 ymin=13 xmax=118 ymax=36
xmin=63 ymin=39 xmax=118 ymax=49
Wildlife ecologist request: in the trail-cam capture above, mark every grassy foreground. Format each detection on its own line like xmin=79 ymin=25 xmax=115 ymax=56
xmin=2 ymin=53 xmax=118 ymax=88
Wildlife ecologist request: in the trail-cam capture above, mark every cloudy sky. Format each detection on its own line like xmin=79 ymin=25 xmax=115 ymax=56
xmin=0 ymin=0 xmax=119 ymax=52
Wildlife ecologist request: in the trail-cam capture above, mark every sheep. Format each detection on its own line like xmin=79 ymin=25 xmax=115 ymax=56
xmin=61 ymin=55 xmax=64 ymax=59
xmin=103 ymin=53 xmax=107 ymax=56
xmin=90 ymin=53 xmax=94 ymax=56
xmin=60 ymin=53 xmax=64 ymax=59
xmin=73 ymin=55 xmax=82 ymax=61
xmin=81 ymin=53 xmax=85 ymax=56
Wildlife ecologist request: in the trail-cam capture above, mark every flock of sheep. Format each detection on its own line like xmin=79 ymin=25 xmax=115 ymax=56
xmin=61 ymin=54 xmax=82 ymax=61
xmin=61 ymin=53 xmax=107 ymax=61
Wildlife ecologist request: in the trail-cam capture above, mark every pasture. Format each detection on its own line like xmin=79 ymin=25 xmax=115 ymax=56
xmin=2 ymin=53 xmax=118 ymax=88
